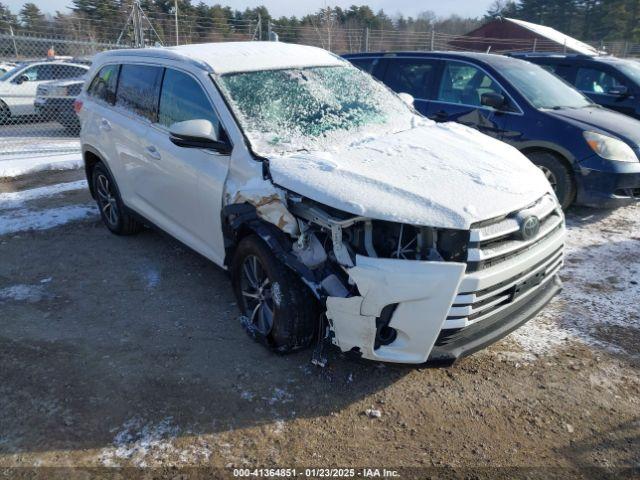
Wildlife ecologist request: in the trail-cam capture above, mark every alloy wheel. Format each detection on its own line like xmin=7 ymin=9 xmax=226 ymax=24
xmin=240 ymin=255 xmax=275 ymax=336
xmin=95 ymin=174 xmax=119 ymax=227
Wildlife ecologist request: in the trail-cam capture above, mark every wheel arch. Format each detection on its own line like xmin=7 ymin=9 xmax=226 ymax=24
xmin=82 ymin=145 xmax=113 ymax=199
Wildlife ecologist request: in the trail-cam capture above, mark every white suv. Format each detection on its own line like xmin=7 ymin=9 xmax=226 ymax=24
xmin=77 ymin=42 xmax=565 ymax=365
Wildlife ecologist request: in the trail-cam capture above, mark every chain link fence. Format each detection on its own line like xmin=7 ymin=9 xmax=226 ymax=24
xmin=1 ymin=27 xmax=639 ymax=162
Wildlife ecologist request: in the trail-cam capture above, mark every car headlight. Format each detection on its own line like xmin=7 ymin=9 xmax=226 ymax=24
xmin=583 ymin=131 xmax=638 ymax=162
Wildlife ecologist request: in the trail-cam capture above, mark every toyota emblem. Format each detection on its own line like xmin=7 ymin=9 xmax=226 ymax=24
xmin=520 ymin=215 xmax=540 ymax=240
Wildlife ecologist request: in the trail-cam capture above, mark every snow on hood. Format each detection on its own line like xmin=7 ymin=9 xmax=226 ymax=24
xmin=268 ymin=122 xmax=551 ymax=230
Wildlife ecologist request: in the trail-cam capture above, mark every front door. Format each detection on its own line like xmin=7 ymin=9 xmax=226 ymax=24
xmin=427 ymin=60 xmax=513 ymax=139
xmin=142 ymin=67 xmax=230 ymax=264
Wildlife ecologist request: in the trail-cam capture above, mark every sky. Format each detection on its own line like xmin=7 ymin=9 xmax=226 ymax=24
xmin=3 ymin=0 xmax=494 ymax=19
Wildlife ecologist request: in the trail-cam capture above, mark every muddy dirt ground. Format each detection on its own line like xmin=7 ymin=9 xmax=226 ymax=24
xmin=0 ymin=169 xmax=639 ymax=479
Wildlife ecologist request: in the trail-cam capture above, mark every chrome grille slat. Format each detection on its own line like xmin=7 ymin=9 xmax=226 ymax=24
xmin=469 ymin=194 xmax=557 ymax=242
xmin=468 ymin=211 xmax=563 ymax=262
xmin=455 ymin=247 xmax=563 ymax=305
xmin=450 ymin=261 xmax=563 ymax=327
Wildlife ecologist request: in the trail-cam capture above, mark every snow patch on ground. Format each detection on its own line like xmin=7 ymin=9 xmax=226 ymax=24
xmin=99 ymin=417 xmax=212 ymax=467
xmin=0 ymin=204 xmax=97 ymax=236
xmin=507 ymin=203 xmax=640 ymax=358
xmin=0 ymin=180 xmax=87 ymax=209
xmin=0 ymin=152 xmax=82 ymax=178
xmin=0 ymin=284 xmax=47 ymax=303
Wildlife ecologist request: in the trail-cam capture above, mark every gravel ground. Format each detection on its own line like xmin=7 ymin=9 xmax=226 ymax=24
xmin=0 ymin=168 xmax=639 ymax=479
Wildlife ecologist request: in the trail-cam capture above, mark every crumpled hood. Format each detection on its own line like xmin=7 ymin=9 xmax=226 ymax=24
xmin=267 ymin=122 xmax=551 ymax=230
xmin=547 ymin=106 xmax=640 ymax=146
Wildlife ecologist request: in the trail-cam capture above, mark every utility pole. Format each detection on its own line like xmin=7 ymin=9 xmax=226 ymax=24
xmin=174 ymin=0 xmax=179 ymax=46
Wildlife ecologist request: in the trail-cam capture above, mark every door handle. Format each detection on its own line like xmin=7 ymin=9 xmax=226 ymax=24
xmin=99 ymin=119 xmax=111 ymax=131
xmin=144 ymin=145 xmax=161 ymax=160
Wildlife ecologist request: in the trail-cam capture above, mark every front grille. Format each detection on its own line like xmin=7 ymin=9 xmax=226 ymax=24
xmin=444 ymin=194 xmax=565 ymax=329
xmin=447 ymin=246 xmax=563 ymax=326
xmin=466 ymin=194 xmax=562 ymax=272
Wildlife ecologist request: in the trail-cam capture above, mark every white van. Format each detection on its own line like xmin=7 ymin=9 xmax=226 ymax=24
xmin=77 ymin=42 xmax=565 ymax=365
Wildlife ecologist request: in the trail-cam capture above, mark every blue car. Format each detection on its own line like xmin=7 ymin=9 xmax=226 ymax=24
xmin=509 ymin=52 xmax=640 ymax=120
xmin=343 ymin=51 xmax=640 ymax=209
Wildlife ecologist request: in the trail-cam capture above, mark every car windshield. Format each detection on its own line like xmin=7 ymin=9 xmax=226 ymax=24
xmin=217 ymin=65 xmax=417 ymax=155
xmin=499 ymin=60 xmax=592 ymax=109
xmin=614 ymin=59 xmax=640 ymax=87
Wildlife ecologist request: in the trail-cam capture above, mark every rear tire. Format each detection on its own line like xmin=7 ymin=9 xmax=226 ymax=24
xmin=92 ymin=162 xmax=143 ymax=235
xmin=231 ymin=234 xmax=318 ymax=353
xmin=525 ymin=151 xmax=575 ymax=209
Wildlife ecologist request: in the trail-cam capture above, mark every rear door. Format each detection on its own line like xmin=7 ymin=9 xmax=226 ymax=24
xmin=427 ymin=60 xmax=514 ymax=139
xmin=110 ymin=63 xmax=164 ymax=211
xmin=378 ymin=57 xmax=442 ymax=116
xmin=141 ymin=67 xmax=231 ymax=263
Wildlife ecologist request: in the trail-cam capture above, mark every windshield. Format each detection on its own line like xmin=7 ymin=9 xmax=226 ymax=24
xmin=217 ymin=65 xmax=417 ymax=155
xmin=615 ymin=60 xmax=640 ymax=87
xmin=499 ymin=61 xmax=592 ymax=109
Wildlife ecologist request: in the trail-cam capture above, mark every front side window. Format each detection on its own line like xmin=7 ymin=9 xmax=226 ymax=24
xmin=217 ymin=65 xmax=417 ymax=156
xmin=437 ymin=62 xmax=504 ymax=107
xmin=575 ymin=67 xmax=624 ymax=94
xmin=158 ymin=68 xmax=219 ymax=130
xmin=14 ymin=65 xmax=40 ymax=82
xmin=384 ymin=59 xmax=436 ymax=100
xmin=88 ymin=64 xmax=119 ymax=104
xmin=348 ymin=58 xmax=375 ymax=74
xmin=116 ymin=64 xmax=163 ymax=121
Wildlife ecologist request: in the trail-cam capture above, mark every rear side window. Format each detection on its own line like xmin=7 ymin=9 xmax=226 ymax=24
xmin=116 ymin=64 xmax=163 ymax=121
xmin=348 ymin=58 xmax=376 ymax=74
xmin=158 ymin=68 xmax=219 ymax=130
xmin=384 ymin=58 xmax=436 ymax=99
xmin=88 ymin=64 xmax=119 ymax=104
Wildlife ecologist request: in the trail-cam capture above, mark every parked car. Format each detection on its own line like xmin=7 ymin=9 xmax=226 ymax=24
xmin=344 ymin=51 xmax=640 ymax=208
xmin=0 ymin=61 xmax=89 ymax=123
xmin=77 ymin=42 xmax=564 ymax=365
xmin=509 ymin=52 xmax=640 ymax=120
xmin=0 ymin=62 xmax=16 ymax=74
xmin=35 ymin=75 xmax=85 ymax=132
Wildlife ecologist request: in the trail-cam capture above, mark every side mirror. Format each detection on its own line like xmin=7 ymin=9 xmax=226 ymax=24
xmin=481 ymin=92 xmax=507 ymax=110
xmin=398 ymin=92 xmax=414 ymax=107
xmin=607 ymin=85 xmax=628 ymax=97
xmin=169 ymin=119 xmax=231 ymax=154
xmin=15 ymin=74 xmax=29 ymax=84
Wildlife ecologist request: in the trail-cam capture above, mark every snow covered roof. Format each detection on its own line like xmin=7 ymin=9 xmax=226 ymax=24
xmin=505 ymin=18 xmax=601 ymax=56
xmin=98 ymin=42 xmax=347 ymax=75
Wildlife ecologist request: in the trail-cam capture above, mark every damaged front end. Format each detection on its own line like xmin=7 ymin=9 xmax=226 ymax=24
xmin=223 ymin=187 xmax=471 ymax=364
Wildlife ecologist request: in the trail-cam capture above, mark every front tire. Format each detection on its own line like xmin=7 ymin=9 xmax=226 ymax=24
xmin=231 ymin=235 xmax=318 ymax=353
xmin=526 ymin=151 xmax=575 ymax=209
xmin=92 ymin=162 xmax=143 ymax=235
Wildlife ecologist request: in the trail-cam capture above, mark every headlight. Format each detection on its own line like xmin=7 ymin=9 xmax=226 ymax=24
xmin=583 ymin=131 xmax=638 ymax=162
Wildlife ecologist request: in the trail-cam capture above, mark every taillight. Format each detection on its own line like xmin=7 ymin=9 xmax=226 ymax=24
xmin=73 ymin=99 xmax=83 ymax=114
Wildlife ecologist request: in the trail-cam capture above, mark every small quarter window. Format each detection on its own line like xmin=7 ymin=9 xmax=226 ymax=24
xmin=116 ymin=64 xmax=163 ymax=121
xmin=88 ymin=64 xmax=119 ymax=105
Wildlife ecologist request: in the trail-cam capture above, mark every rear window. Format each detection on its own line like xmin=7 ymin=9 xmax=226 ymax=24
xmin=88 ymin=64 xmax=119 ymax=104
xmin=116 ymin=64 xmax=163 ymax=121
